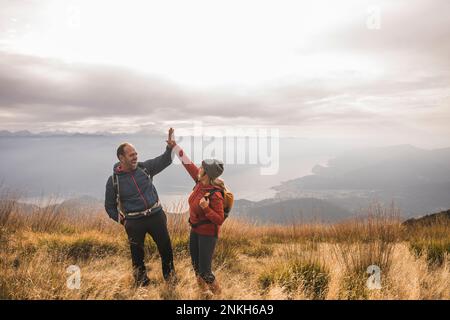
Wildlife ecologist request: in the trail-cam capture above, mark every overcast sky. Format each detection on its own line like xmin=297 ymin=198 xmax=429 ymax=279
xmin=0 ymin=0 xmax=449 ymax=147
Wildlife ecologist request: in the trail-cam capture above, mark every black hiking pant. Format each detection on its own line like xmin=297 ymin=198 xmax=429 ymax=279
xmin=189 ymin=230 xmax=217 ymax=284
xmin=124 ymin=210 xmax=175 ymax=282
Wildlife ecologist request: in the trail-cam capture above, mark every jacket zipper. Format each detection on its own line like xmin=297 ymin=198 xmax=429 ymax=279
xmin=130 ymin=173 xmax=149 ymax=209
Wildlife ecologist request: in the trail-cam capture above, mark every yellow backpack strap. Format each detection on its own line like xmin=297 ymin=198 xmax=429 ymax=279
xmin=223 ymin=189 xmax=234 ymax=215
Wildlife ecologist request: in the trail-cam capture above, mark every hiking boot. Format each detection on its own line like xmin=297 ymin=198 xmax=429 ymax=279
xmin=135 ymin=276 xmax=150 ymax=287
xmin=165 ymin=272 xmax=179 ymax=286
xmin=196 ymin=276 xmax=214 ymax=299
xmin=196 ymin=276 xmax=209 ymax=292
xmin=207 ymin=280 xmax=222 ymax=295
xmin=133 ymin=265 xmax=150 ymax=287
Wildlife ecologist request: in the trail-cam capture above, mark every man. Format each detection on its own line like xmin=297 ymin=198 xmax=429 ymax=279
xmin=105 ymin=129 xmax=177 ymax=286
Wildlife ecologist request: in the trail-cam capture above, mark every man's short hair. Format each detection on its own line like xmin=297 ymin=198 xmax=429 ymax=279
xmin=117 ymin=142 xmax=131 ymax=160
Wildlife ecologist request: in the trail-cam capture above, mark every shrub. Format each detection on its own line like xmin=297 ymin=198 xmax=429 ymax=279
xmin=259 ymin=259 xmax=330 ymax=299
xmin=243 ymin=244 xmax=273 ymax=258
xmin=410 ymin=240 xmax=450 ymax=267
xmin=0 ymin=200 xmax=16 ymax=228
xmin=334 ymin=241 xmax=393 ymax=300
xmin=339 ymin=271 xmax=369 ymax=300
xmin=171 ymin=236 xmax=189 ymax=256
xmin=214 ymin=238 xmax=239 ymax=268
xmin=38 ymin=235 xmax=122 ymax=261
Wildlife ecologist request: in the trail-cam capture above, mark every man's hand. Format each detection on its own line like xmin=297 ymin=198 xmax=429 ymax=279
xmin=166 ymin=127 xmax=176 ymax=149
xmin=199 ymin=193 xmax=210 ymax=209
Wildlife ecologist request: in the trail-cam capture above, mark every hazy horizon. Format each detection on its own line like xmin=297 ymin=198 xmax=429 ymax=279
xmin=1 ymin=134 xmax=449 ymax=219
xmin=0 ymin=134 xmax=338 ymax=202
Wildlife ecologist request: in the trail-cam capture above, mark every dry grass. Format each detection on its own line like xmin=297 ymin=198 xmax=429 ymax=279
xmin=0 ymin=194 xmax=448 ymax=300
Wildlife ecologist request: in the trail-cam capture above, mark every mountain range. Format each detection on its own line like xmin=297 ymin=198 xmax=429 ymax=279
xmin=272 ymin=145 xmax=450 ymax=217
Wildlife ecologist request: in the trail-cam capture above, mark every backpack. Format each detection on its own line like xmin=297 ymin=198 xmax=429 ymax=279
xmin=206 ymin=186 xmax=234 ymax=219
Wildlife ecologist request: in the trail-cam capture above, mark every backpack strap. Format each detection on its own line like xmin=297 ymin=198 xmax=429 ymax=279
xmin=188 ymin=218 xmax=218 ymax=237
xmin=111 ymin=172 xmax=124 ymax=221
xmin=207 ymin=188 xmax=224 ymax=198
xmin=137 ymin=164 xmax=151 ymax=180
xmin=112 ymin=173 xmax=120 ymax=204
xmin=188 ymin=218 xmax=213 ymax=228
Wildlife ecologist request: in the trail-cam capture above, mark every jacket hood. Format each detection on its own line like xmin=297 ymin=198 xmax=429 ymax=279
xmin=113 ymin=162 xmax=122 ymax=173
xmin=113 ymin=162 xmax=137 ymax=174
xmin=113 ymin=162 xmax=146 ymax=174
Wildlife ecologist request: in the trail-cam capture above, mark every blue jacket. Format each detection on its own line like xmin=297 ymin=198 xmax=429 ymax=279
xmin=104 ymin=146 xmax=173 ymax=222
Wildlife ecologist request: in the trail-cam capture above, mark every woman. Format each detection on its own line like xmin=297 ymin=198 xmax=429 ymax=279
xmin=168 ymin=128 xmax=225 ymax=295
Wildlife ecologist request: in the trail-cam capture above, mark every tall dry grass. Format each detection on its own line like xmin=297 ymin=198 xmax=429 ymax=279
xmin=0 ymin=193 xmax=448 ymax=300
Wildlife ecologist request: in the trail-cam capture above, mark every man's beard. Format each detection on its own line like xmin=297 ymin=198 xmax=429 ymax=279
xmin=129 ymin=161 xmax=138 ymax=170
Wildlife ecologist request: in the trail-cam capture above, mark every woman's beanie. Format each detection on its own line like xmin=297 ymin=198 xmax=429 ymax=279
xmin=201 ymin=159 xmax=224 ymax=180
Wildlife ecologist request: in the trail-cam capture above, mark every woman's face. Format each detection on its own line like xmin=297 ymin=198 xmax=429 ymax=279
xmin=198 ymin=166 xmax=207 ymax=181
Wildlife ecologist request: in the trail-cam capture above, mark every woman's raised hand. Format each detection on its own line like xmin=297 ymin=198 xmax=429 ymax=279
xmin=166 ymin=127 xmax=176 ymax=148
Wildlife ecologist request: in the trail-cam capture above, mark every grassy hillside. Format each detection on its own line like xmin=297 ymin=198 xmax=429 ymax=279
xmin=0 ymin=197 xmax=448 ymax=300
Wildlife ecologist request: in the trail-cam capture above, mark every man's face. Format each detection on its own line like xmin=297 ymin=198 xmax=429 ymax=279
xmin=120 ymin=144 xmax=138 ymax=170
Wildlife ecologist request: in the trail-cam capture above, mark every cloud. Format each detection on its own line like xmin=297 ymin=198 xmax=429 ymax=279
xmin=0 ymin=0 xmax=449 ymax=146
xmin=0 ymin=51 xmax=330 ymax=127
xmin=0 ymin=48 xmax=449 ymax=140
xmin=318 ymin=0 xmax=450 ymax=70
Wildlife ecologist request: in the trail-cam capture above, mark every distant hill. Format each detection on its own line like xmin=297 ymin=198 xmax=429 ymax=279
xmin=272 ymin=145 xmax=450 ymax=217
xmin=9 ymin=193 xmax=448 ymax=225
xmin=11 ymin=196 xmax=104 ymax=216
xmin=275 ymin=145 xmax=450 ymax=190
xmin=233 ymin=197 xmax=352 ymax=224
xmin=0 ymin=199 xmax=39 ymax=215
xmin=55 ymin=195 xmax=104 ymax=213
xmin=17 ymin=195 xmax=351 ymax=224
xmin=403 ymin=209 xmax=450 ymax=227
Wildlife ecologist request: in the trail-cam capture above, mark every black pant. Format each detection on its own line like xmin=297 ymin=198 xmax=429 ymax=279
xmin=189 ymin=230 xmax=217 ymax=284
xmin=124 ymin=210 xmax=175 ymax=281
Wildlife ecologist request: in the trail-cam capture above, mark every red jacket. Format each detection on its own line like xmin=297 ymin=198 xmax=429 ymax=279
xmin=173 ymin=145 xmax=225 ymax=237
